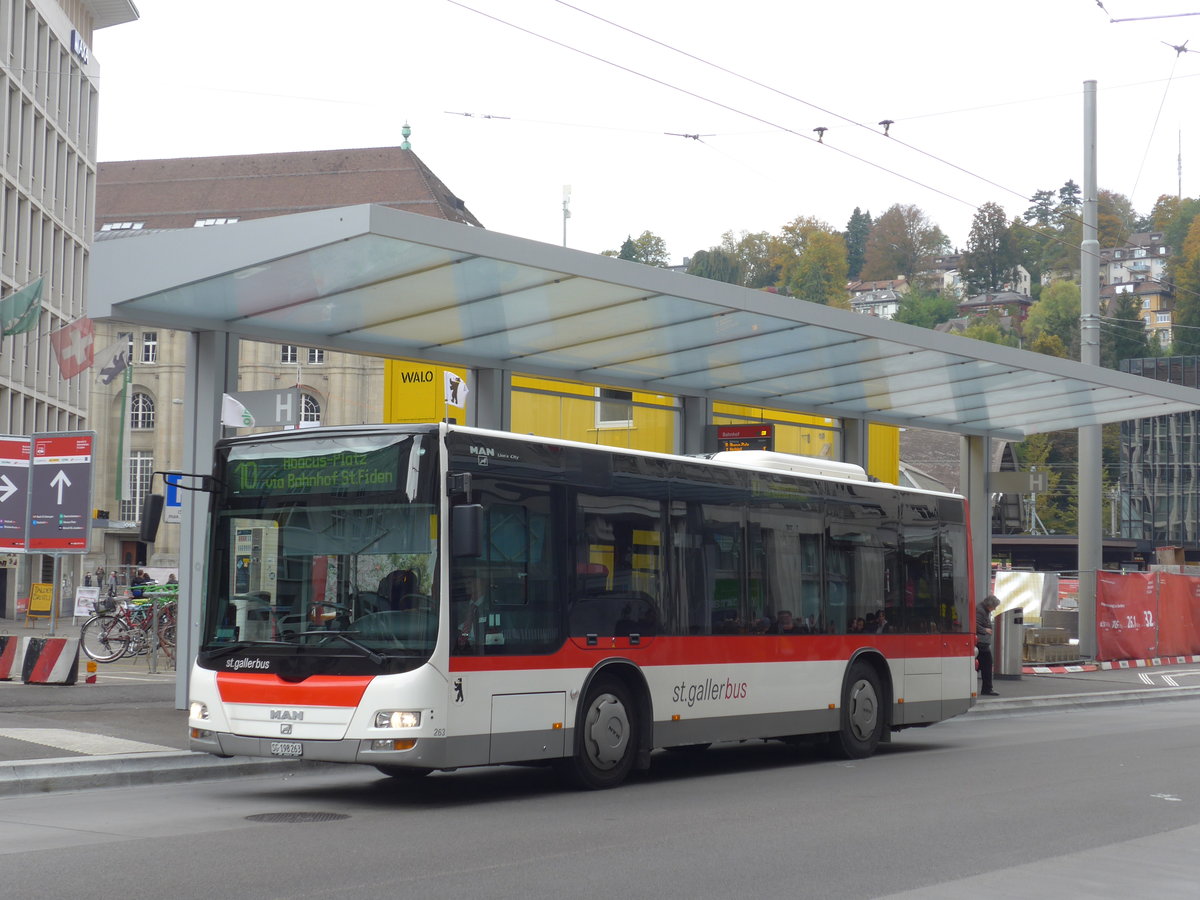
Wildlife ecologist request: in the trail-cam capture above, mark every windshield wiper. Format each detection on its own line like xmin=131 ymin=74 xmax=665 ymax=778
xmin=298 ymin=629 xmax=385 ymax=665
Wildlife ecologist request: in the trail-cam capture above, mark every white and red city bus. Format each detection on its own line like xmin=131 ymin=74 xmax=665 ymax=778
xmin=188 ymin=423 xmax=975 ymax=788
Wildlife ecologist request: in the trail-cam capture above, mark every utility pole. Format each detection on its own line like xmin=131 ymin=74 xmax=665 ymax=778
xmin=1078 ymin=80 xmax=1100 ymax=659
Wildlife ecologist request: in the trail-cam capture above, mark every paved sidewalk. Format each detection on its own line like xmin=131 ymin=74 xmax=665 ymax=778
xmin=5 ymin=615 xmax=1200 ymax=796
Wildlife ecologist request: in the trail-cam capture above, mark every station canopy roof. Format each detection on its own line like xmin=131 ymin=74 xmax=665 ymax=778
xmin=89 ymin=204 xmax=1200 ymax=440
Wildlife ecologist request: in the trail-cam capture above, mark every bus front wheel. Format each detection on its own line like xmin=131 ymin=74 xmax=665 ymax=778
xmin=561 ymin=676 xmax=638 ymax=790
xmin=828 ymin=662 xmax=884 ymax=759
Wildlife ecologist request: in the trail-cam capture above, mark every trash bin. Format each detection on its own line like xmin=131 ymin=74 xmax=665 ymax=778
xmin=994 ymin=608 xmax=1024 ymax=679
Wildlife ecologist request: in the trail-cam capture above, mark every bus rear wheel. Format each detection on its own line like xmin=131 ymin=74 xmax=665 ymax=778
xmin=560 ymin=676 xmax=638 ymax=790
xmin=827 ymin=662 xmax=884 ymax=759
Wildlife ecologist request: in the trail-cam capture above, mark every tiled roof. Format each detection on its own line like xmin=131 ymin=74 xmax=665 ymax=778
xmin=96 ymin=147 xmax=483 ymax=229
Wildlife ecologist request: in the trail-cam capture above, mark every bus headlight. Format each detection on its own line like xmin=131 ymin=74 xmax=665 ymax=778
xmin=189 ymin=701 xmax=209 ymax=721
xmin=374 ymin=710 xmax=421 ymax=729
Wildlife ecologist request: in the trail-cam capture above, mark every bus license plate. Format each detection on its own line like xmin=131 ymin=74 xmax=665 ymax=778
xmin=270 ymin=741 xmax=303 ymax=757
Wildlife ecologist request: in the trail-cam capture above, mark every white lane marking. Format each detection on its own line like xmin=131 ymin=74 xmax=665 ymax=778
xmin=0 ymin=728 xmax=176 ymax=755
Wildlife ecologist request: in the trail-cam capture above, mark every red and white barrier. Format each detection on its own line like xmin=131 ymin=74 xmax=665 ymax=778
xmin=0 ymin=635 xmax=23 ymax=681
xmin=20 ymin=636 xmax=79 ymax=685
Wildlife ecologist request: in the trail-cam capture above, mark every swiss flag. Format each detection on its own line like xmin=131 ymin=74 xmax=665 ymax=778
xmin=50 ymin=317 xmax=95 ymax=379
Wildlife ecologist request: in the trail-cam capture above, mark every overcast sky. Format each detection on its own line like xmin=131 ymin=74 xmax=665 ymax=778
xmin=93 ymin=1 xmax=1200 ymax=263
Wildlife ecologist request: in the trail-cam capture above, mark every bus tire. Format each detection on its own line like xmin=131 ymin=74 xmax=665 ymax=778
xmin=373 ymin=764 xmax=432 ymax=779
xmin=561 ymin=676 xmax=638 ymax=790
xmin=828 ymin=661 xmax=884 ymax=759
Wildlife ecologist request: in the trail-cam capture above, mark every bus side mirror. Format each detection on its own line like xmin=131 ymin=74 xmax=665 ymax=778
xmin=140 ymin=494 xmax=165 ymax=543
xmin=451 ymin=504 xmax=483 ymax=558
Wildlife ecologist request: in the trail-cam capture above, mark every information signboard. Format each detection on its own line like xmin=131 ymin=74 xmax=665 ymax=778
xmin=0 ymin=435 xmax=31 ymax=550
xmin=714 ymin=424 xmax=775 ymax=452
xmin=27 ymin=431 xmax=95 ymax=552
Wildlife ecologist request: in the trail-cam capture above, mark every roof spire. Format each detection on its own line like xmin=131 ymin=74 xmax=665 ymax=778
xmin=401 ymin=122 xmax=412 ymax=150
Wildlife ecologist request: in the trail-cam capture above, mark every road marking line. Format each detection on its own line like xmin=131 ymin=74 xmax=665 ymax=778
xmin=0 ymin=728 xmax=175 ymax=754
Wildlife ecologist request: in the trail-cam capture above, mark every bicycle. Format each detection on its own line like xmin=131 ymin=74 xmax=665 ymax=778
xmin=80 ymin=594 xmax=178 ymax=663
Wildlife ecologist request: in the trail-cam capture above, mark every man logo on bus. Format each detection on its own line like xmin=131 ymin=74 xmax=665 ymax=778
xmin=454 ymin=677 xmax=464 ymax=702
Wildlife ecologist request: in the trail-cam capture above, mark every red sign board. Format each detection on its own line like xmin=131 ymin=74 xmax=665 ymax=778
xmin=0 ymin=436 xmax=31 ymax=550
xmin=27 ymin=431 xmax=94 ymax=552
xmin=715 ymin=424 xmax=774 ymax=452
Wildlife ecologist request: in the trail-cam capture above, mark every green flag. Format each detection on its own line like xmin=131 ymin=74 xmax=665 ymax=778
xmin=0 ymin=276 xmax=44 ymax=336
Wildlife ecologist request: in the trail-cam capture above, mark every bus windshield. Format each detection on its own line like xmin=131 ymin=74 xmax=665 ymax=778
xmin=198 ymin=431 xmax=440 ymax=674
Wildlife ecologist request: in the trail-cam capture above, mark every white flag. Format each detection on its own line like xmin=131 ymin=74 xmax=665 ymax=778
xmin=221 ymin=393 xmax=255 ymax=427
xmin=444 ymin=371 xmax=469 ymax=408
xmin=95 ymin=332 xmax=133 ymax=385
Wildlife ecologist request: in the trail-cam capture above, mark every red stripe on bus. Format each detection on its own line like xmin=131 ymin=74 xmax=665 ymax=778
xmin=216 ymin=673 xmax=373 ymax=706
xmin=448 ymin=634 xmax=975 ymax=672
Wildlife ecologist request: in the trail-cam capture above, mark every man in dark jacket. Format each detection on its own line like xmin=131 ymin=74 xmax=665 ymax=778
xmin=977 ymin=595 xmax=1000 ymax=696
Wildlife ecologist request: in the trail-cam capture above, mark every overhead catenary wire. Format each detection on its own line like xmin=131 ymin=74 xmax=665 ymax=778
xmin=455 ymin=0 xmax=1195 ymax=290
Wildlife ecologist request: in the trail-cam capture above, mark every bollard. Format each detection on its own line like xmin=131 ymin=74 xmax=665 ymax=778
xmin=85 ymin=659 xmax=97 ymax=684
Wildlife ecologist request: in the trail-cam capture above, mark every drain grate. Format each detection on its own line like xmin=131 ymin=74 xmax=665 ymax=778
xmin=246 ymin=812 xmax=350 ymax=824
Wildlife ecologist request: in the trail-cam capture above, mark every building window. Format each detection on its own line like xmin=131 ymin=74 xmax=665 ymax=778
xmin=141 ymin=332 xmax=157 ymax=364
xmin=301 ymin=393 xmax=321 ymax=425
xmin=281 ymin=345 xmax=298 ymax=364
xmin=1143 ymin=299 xmax=1152 ymax=309
xmin=99 ymin=221 xmax=144 ymax=231
xmin=596 ymin=387 xmax=633 ymax=428
xmin=120 ymin=451 xmax=154 ymax=521
xmin=307 ymin=347 xmax=325 ymax=364
xmin=193 ymin=217 xmax=239 ymax=227
xmin=130 ymin=393 xmax=155 ymax=429
xmin=1157 ymin=312 xmax=1171 ymax=324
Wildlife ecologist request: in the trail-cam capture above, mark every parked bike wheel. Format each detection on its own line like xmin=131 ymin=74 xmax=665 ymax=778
xmin=80 ymin=614 xmax=134 ymax=663
xmin=157 ymin=620 xmax=177 ymax=661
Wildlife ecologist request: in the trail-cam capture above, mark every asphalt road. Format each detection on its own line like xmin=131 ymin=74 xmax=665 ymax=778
xmin=4 ymin=696 xmax=1200 ymax=899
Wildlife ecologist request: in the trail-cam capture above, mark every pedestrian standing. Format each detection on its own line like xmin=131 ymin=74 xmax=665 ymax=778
xmin=977 ymin=594 xmax=1000 ymax=696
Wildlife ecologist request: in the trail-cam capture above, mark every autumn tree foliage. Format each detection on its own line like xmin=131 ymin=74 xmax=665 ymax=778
xmin=859 ymin=204 xmax=948 ymax=281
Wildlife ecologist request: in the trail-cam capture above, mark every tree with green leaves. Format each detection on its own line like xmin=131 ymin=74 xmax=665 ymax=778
xmin=1101 ymin=290 xmax=1154 ymax=368
xmin=844 ymin=207 xmax=872 ymax=280
xmin=1030 ymin=331 xmax=1069 ymax=358
xmin=615 ymin=236 xmax=639 ymax=261
xmin=958 ymin=313 xmax=1020 ymax=347
xmin=962 ymin=202 xmax=1020 ymax=295
xmin=786 ymin=230 xmax=849 ymax=307
xmin=892 ymin=288 xmax=958 ymax=329
xmin=1057 ymin=179 xmax=1081 ymax=218
xmin=607 ymin=231 xmax=670 ymax=266
xmin=860 ymin=204 xmax=948 ymax=281
xmin=686 ymin=248 xmax=740 ymax=284
xmin=1170 ymin=216 xmax=1200 ymax=355
xmin=1024 ymin=189 xmax=1057 ymax=227
xmin=1016 ymin=431 xmax=1074 ymax=534
xmin=1025 ymin=279 xmax=1081 ymax=359
xmin=718 ymin=230 xmax=781 ymax=288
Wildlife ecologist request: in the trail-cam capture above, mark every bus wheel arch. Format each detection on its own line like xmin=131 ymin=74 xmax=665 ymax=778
xmin=561 ymin=661 xmax=650 ymax=789
xmin=827 ymin=651 xmax=890 ymax=760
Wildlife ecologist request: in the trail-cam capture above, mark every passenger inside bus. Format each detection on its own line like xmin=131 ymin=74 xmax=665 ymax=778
xmin=378 ymin=569 xmax=418 ymax=611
